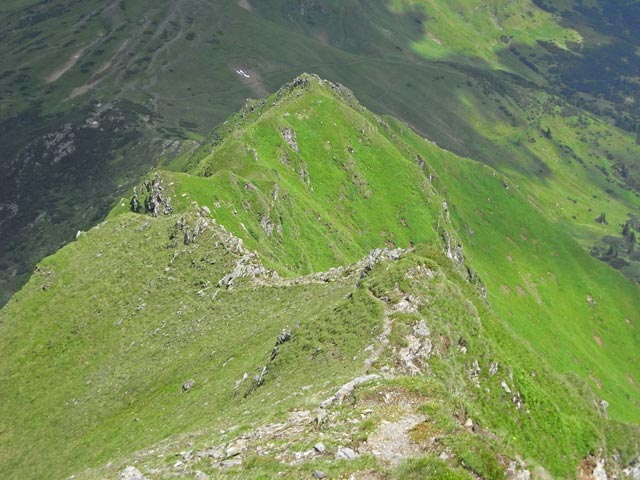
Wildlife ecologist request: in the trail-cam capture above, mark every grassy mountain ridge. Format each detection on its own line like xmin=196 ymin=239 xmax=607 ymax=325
xmin=1 ymin=74 xmax=639 ymax=479
xmin=3 ymin=0 xmax=639 ymax=304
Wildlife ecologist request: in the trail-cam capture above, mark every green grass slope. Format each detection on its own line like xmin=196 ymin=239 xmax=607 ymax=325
xmin=1 ymin=75 xmax=638 ymax=479
xmin=392 ymin=121 xmax=640 ymax=423
xmin=0 ymin=210 xmax=379 ymax=478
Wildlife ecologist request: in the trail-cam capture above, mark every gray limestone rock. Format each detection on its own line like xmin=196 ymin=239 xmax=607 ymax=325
xmin=182 ymin=379 xmax=196 ymax=392
xmin=143 ymin=173 xmax=172 ymax=217
xmin=281 ymin=127 xmax=299 ymax=152
xmin=320 ymin=374 xmax=380 ymax=408
xmin=119 ymin=466 xmax=148 ymax=480
xmin=593 ymin=459 xmax=607 ymax=480
xmin=225 ymin=445 xmax=243 ymax=458
xmin=624 ymin=458 xmax=640 ymax=479
xmin=335 ymin=446 xmax=358 ymax=460
xmin=414 ymin=320 xmax=430 ymax=337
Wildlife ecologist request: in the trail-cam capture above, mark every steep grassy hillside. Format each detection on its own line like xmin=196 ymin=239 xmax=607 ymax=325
xmin=392 ymin=121 xmax=640 ymax=423
xmin=1 ymin=75 xmax=638 ymax=479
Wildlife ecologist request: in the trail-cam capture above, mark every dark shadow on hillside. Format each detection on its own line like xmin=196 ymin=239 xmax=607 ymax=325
xmin=0 ymin=101 xmax=158 ymax=306
xmin=530 ymin=0 xmax=640 ymax=130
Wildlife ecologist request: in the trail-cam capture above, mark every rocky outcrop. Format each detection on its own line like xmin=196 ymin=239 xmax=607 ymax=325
xmin=260 ymin=212 xmax=281 ymax=236
xmin=217 ymin=253 xmax=269 ymax=289
xmin=250 ymin=247 xmax=407 ymax=289
xmin=130 ymin=187 xmax=141 ymax=213
xmin=241 ymin=328 xmax=292 ymax=398
xmin=398 ymin=319 xmax=433 ymax=376
xmin=270 ymin=73 xmax=361 ymax=112
xmin=281 ymin=127 xmax=299 ymax=152
xmin=131 ymin=173 xmax=173 ymax=217
xmin=43 ymin=123 xmax=76 ymax=165
xmin=143 ymin=174 xmax=172 ymax=217
xmin=170 ymin=212 xmax=210 ymax=247
xmin=438 ymin=200 xmax=487 ymax=298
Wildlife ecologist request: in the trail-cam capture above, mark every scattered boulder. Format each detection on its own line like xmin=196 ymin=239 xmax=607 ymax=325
xmin=182 ymin=379 xmax=196 ymax=392
xmin=219 ymin=458 xmax=242 ymax=468
xmin=313 ymin=470 xmax=327 ymax=479
xmin=225 ymin=445 xmax=243 ymax=458
xmin=464 ymin=418 xmax=474 ymax=430
xmin=512 ymin=391 xmax=524 ymax=410
xmin=276 ymin=328 xmax=292 ymax=345
xmin=501 ymin=380 xmax=512 ymax=394
xmin=244 ymin=366 xmax=268 ymax=397
xmin=468 ymin=360 xmax=481 ymax=384
xmin=314 ymin=442 xmax=326 ymax=454
xmin=270 ymin=328 xmax=292 ymax=360
xmin=335 ymin=446 xmax=358 ymax=460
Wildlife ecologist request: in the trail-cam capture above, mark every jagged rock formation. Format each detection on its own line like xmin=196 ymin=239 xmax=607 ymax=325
xmin=130 ymin=173 xmax=173 ymax=217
